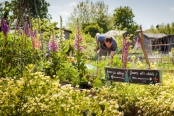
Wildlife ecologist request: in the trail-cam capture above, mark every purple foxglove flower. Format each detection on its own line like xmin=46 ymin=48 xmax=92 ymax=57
xmin=75 ymin=34 xmax=83 ymax=42
xmin=19 ymin=30 xmax=23 ymax=35
xmin=33 ymin=30 xmax=36 ymax=37
xmin=79 ymin=46 xmax=84 ymax=50
xmin=1 ymin=18 xmax=8 ymax=36
xmin=122 ymin=36 xmax=130 ymax=68
xmin=49 ymin=38 xmax=58 ymax=52
xmin=74 ymin=34 xmax=84 ymax=51
xmin=24 ymin=22 xmax=30 ymax=36
xmin=16 ymin=24 xmax=20 ymax=30
xmin=31 ymin=30 xmax=36 ymax=37
xmin=74 ymin=43 xmax=78 ymax=49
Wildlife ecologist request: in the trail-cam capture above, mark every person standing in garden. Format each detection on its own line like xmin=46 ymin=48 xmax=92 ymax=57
xmin=94 ymin=33 xmax=117 ymax=65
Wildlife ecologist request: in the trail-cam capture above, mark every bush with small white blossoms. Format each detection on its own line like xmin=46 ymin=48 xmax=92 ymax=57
xmin=0 ymin=68 xmax=123 ymax=116
xmin=0 ymin=62 xmax=174 ymax=116
xmin=136 ymin=72 xmax=174 ymax=116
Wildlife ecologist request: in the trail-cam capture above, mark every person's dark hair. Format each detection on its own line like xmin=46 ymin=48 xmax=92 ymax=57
xmin=105 ymin=36 xmax=113 ymax=43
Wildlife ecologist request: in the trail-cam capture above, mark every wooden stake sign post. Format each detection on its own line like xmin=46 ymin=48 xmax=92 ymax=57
xmin=105 ymin=28 xmax=162 ymax=85
xmin=136 ymin=29 xmax=151 ymax=69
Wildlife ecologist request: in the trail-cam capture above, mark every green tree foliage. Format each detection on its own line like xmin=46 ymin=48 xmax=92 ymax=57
xmin=0 ymin=1 xmax=11 ymax=22
xmin=28 ymin=0 xmax=50 ymax=19
xmin=147 ymin=25 xmax=156 ymax=33
xmin=0 ymin=0 xmax=50 ymax=27
xmin=83 ymin=23 xmax=103 ymax=37
xmin=156 ymin=24 xmax=166 ymax=34
xmin=171 ymin=22 xmax=174 ymax=34
xmin=148 ymin=22 xmax=174 ymax=34
xmin=165 ymin=23 xmax=171 ymax=34
xmin=113 ymin=6 xmax=138 ymax=34
xmin=67 ymin=0 xmax=112 ymax=34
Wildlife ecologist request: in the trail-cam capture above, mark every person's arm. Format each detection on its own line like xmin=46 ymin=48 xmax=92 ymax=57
xmin=94 ymin=35 xmax=100 ymax=52
xmin=108 ymin=51 xmax=115 ymax=65
xmin=108 ymin=39 xmax=117 ymax=66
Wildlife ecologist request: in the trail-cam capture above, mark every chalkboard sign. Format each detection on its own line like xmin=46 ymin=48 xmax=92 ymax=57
xmin=105 ymin=67 xmax=161 ymax=84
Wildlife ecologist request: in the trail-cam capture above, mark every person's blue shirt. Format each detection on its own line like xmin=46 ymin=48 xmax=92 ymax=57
xmin=96 ymin=34 xmax=117 ymax=51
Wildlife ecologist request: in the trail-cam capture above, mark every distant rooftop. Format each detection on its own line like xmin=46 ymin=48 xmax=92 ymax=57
xmin=55 ymin=27 xmax=72 ymax=33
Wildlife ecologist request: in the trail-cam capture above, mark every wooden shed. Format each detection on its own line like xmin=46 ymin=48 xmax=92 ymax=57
xmin=55 ymin=27 xmax=72 ymax=40
xmin=133 ymin=33 xmax=166 ymax=52
xmin=149 ymin=34 xmax=174 ymax=53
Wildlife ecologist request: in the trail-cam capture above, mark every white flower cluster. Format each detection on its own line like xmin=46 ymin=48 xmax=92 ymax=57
xmin=0 ymin=71 xmax=123 ymax=116
xmin=0 ymin=70 xmax=174 ymax=115
xmin=136 ymin=73 xmax=174 ymax=116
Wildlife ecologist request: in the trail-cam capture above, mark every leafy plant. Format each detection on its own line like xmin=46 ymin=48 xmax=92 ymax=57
xmin=71 ymin=19 xmax=89 ymax=88
xmin=42 ymin=18 xmax=68 ymax=78
xmin=112 ymin=54 xmax=122 ymax=68
xmin=0 ymin=19 xmax=43 ymax=77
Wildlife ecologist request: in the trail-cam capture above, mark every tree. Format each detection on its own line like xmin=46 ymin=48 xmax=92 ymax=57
xmin=66 ymin=0 xmax=112 ymax=34
xmin=148 ymin=22 xmax=174 ymax=35
xmin=147 ymin=25 xmax=156 ymax=33
xmin=165 ymin=23 xmax=171 ymax=34
xmin=171 ymin=22 xmax=174 ymax=34
xmin=113 ymin=6 xmax=138 ymax=34
xmin=0 ymin=0 xmax=50 ymax=28
xmin=0 ymin=1 xmax=11 ymax=22
xmin=83 ymin=23 xmax=103 ymax=37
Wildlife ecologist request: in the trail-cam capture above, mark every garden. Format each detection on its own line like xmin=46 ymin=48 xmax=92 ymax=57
xmin=1 ymin=16 xmax=174 ymax=116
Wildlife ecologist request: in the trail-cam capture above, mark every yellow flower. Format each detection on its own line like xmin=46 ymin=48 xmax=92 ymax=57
xmin=61 ymin=86 xmax=67 ymax=91
xmin=34 ymin=76 xmax=38 ymax=79
xmin=170 ymin=102 xmax=174 ymax=111
xmin=138 ymin=110 xmax=142 ymax=113
xmin=45 ymin=99 xmax=49 ymax=102
xmin=114 ymin=104 xmax=119 ymax=109
xmin=61 ymin=104 xmax=66 ymax=109
xmin=75 ymin=85 xmax=79 ymax=88
xmin=82 ymin=89 xmax=87 ymax=93
xmin=25 ymin=64 xmax=34 ymax=70
xmin=75 ymin=105 xmax=79 ymax=109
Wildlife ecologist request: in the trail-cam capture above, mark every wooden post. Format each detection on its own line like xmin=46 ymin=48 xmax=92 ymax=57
xmin=136 ymin=30 xmax=151 ymax=69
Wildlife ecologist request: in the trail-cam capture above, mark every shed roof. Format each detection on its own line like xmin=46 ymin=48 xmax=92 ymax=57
xmin=143 ymin=33 xmax=166 ymax=38
xmin=55 ymin=27 xmax=72 ymax=33
xmin=150 ymin=34 xmax=174 ymax=40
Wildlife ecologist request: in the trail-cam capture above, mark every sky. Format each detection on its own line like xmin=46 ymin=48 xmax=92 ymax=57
xmin=47 ymin=0 xmax=174 ymax=30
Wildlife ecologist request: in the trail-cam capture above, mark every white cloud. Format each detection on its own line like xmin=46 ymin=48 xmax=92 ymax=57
xmin=59 ymin=11 xmax=70 ymax=16
xmin=170 ymin=7 xmax=174 ymax=11
xmin=66 ymin=1 xmax=77 ymax=7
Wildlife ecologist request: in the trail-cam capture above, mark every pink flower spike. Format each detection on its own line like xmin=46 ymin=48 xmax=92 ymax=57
xmin=49 ymin=38 xmax=58 ymax=52
xmin=79 ymin=46 xmax=84 ymax=50
xmin=37 ymin=38 xmax=41 ymax=49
